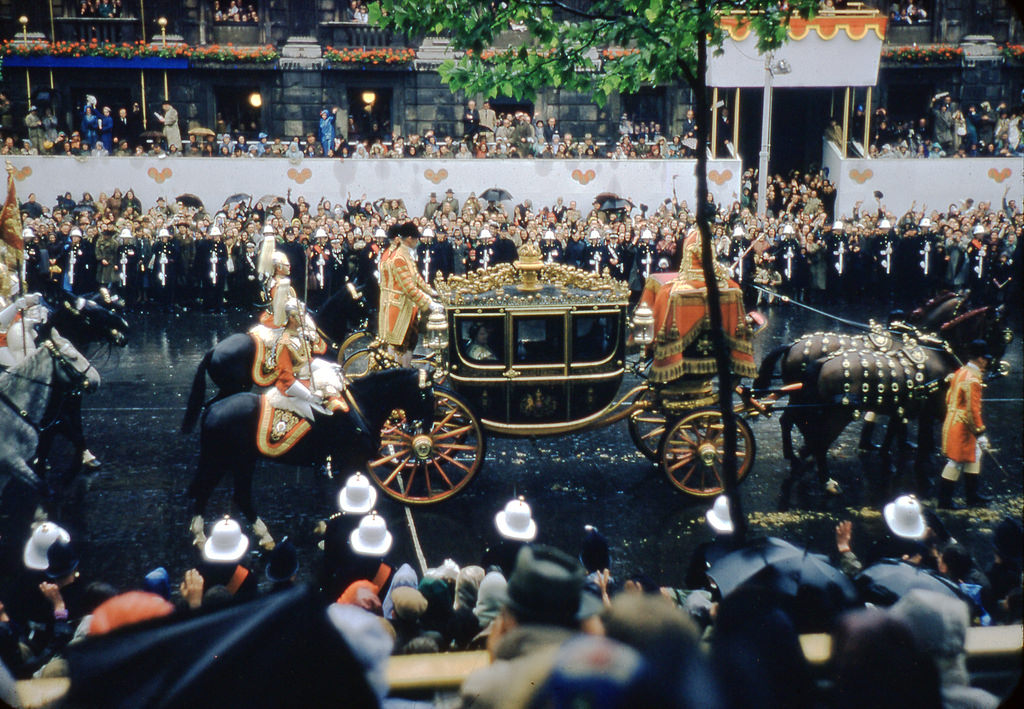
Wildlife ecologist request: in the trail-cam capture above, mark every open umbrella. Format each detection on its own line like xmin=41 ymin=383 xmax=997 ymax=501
xmin=255 ymin=194 xmax=285 ymax=207
xmin=480 ymin=188 xmax=513 ymax=202
xmin=188 ymin=126 xmax=215 ymax=137
xmin=66 ymin=585 xmax=379 ymax=709
xmin=854 ymin=559 xmax=966 ymax=607
xmin=593 ymin=192 xmax=618 ymax=204
xmin=599 ymin=197 xmax=633 ymax=212
xmin=222 ymin=193 xmax=252 ymax=209
xmin=708 ymin=537 xmax=860 ymax=632
xmin=175 ymin=193 xmax=204 ymax=210
xmin=139 ymin=130 xmax=164 ymax=144
xmin=71 ymin=203 xmax=97 ymax=216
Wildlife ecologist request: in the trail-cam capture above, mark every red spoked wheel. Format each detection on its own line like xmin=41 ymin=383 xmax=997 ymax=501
xmin=658 ymin=408 xmax=756 ymax=497
xmin=367 ymin=388 xmax=485 ymax=504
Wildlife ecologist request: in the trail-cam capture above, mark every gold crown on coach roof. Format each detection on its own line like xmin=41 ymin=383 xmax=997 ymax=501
xmin=437 ymin=260 xmax=629 ymax=307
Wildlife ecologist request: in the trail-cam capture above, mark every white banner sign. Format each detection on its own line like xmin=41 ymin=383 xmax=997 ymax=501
xmin=5 ymin=156 xmax=743 ymax=217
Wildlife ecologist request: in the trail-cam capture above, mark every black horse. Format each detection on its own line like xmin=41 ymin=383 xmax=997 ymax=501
xmin=186 ymin=368 xmax=432 ymax=548
xmin=0 ymin=322 xmax=99 ymax=510
xmin=765 ymin=307 xmax=1009 ymax=496
xmin=181 ymin=285 xmax=369 ymax=433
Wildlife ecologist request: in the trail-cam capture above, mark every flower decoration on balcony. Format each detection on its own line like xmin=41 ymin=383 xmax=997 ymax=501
xmin=882 ymin=45 xmax=963 ymax=64
xmin=600 ymin=48 xmax=640 ymax=60
xmin=325 ymin=47 xmax=415 ymax=65
xmin=1001 ymin=44 xmax=1024 ymax=62
xmin=0 ymin=39 xmax=278 ymax=63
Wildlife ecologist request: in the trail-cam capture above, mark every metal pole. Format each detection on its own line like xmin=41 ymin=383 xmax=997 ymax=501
xmin=841 ymin=87 xmax=850 ymax=159
xmin=141 ymin=71 xmax=148 ymax=129
xmin=48 ymin=0 xmax=56 ymax=41
xmin=710 ymin=87 xmax=719 ymax=159
xmin=756 ymin=55 xmax=773 ymax=218
xmin=863 ymin=86 xmax=872 ymax=157
xmin=160 ymin=21 xmax=168 ymax=101
xmin=732 ymin=87 xmax=740 ymax=152
xmin=140 ymin=0 xmax=146 ymax=42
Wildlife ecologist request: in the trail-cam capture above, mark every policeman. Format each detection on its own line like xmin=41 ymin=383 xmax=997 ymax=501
xmin=938 ymin=340 xmax=991 ymax=509
xmin=430 ymin=228 xmax=456 ymax=280
xmin=562 ymin=229 xmax=586 ymax=269
xmin=604 ymin=231 xmax=630 ymax=281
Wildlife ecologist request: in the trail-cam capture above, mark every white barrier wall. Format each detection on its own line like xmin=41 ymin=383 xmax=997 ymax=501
xmin=822 ymin=140 xmax=1023 ymax=217
xmin=4 ymin=156 xmax=743 ymax=216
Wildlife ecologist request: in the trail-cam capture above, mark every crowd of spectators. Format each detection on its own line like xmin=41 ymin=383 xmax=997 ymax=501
xmin=888 ymin=1 xmax=930 ymax=25
xmin=74 ymin=0 xmax=126 ymax=19
xmin=212 ymin=0 xmax=260 ymax=23
xmin=0 ymin=484 xmax=1019 ymax=707
xmin=828 ymin=93 xmax=1024 ymax=159
xmin=6 ymin=167 xmax=1019 ymax=319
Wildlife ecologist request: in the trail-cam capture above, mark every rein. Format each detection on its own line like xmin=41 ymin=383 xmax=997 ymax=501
xmin=751 ymin=284 xmax=870 ymax=330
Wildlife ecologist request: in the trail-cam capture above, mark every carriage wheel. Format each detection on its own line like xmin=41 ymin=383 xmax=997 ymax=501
xmin=367 ymin=388 xmax=485 ymax=504
xmin=338 ymin=331 xmax=374 ymax=366
xmin=628 ymin=394 xmax=667 ymax=462
xmin=658 ymin=409 xmax=756 ymax=497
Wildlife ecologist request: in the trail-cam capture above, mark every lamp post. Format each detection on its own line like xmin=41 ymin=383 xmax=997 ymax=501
xmin=756 ymin=53 xmax=791 ymax=219
xmin=158 ymin=17 xmax=169 ymax=101
xmin=19 ymin=16 xmax=31 ymax=104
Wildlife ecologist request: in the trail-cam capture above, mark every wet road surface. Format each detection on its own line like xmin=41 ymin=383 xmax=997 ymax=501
xmin=2 ymin=299 xmax=1021 ymax=594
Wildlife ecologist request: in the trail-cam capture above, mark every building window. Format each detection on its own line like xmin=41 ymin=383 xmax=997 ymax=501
xmin=214 ymin=86 xmax=262 ymax=137
xmin=347 ymin=88 xmax=392 ymax=142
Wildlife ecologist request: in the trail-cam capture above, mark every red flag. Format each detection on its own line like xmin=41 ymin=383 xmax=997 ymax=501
xmin=0 ymin=168 xmax=24 ymax=254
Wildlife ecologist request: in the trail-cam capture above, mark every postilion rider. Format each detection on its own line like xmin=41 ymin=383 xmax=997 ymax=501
xmin=937 ymin=339 xmax=993 ymax=509
xmin=378 ymin=221 xmax=443 ymax=368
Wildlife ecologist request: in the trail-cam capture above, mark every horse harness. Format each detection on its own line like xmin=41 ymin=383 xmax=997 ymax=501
xmin=0 ymin=338 xmax=93 ymax=433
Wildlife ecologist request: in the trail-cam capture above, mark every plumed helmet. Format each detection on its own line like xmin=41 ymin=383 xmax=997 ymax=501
xmin=272 ymin=251 xmax=290 ymax=268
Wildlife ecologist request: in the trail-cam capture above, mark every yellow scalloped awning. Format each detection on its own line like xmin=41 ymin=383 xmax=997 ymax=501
xmin=720 ymin=15 xmax=888 ymax=42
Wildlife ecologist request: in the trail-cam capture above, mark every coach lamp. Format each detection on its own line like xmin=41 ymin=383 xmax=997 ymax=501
xmin=424 ymin=307 xmax=449 ymax=355
xmin=631 ymin=302 xmax=655 ymax=347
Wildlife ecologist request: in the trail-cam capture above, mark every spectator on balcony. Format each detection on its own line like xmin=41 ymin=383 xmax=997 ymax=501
xmin=319 ymin=110 xmax=336 ymax=156
xmin=98 ymin=106 xmax=114 ymax=155
xmin=462 ymin=100 xmax=480 ymax=142
xmin=97 ymin=0 xmax=115 ymax=18
xmin=479 ymin=101 xmax=497 ymax=139
xmin=81 ymin=105 xmax=99 ymax=150
xmin=42 ymin=108 xmax=59 ymax=145
xmin=155 ymin=101 xmax=182 ymax=152
xmin=0 ymin=93 xmax=13 ymax=138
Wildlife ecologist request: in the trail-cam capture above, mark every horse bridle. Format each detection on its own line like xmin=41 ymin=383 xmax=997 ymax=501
xmin=0 ymin=338 xmax=94 ymax=432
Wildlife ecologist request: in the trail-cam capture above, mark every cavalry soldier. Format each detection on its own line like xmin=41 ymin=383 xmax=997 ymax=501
xmin=151 ymin=227 xmax=181 ymax=311
xmin=938 ymin=340 xmax=991 ymax=509
xmin=259 ymin=250 xmax=298 ymax=331
xmin=378 ymin=221 xmax=441 ymax=367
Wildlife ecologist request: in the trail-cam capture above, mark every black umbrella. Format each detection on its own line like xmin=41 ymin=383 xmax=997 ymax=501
xmin=66 ymin=585 xmax=379 ymax=709
xmin=854 ymin=559 xmax=966 ymax=607
xmin=599 ymin=197 xmax=633 ymax=212
xmin=480 ymin=187 xmax=513 ymax=202
xmin=71 ymin=204 xmax=97 ymax=216
xmin=139 ymin=130 xmax=164 ymax=143
xmin=708 ymin=537 xmax=860 ymax=632
xmin=706 ymin=537 xmax=803 ymax=597
xmin=222 ymin=193 xmax=252 ymax=208
xmin=255 ymin=194 xmax=285 ymax=207
xmin=175 ymin=193 xmax=204 ymax=210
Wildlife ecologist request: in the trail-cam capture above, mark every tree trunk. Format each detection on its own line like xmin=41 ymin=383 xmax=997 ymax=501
xmin=690 ymin=16 xmax=747 ymax=545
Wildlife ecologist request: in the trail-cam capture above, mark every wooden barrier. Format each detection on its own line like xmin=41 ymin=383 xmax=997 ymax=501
xmin=14 ymin=626 xmax=1022 ymax=707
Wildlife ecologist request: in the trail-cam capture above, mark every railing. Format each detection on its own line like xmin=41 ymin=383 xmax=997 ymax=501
xmin=53 ymin=17 xmax=140 ymax=44
xmin=319 ymin=22 xmax=411 ymax=48
xmin=211 ymin=23 xmax=261 ymax=46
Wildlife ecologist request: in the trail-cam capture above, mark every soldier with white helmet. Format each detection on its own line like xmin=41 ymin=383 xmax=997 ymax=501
xmin=308 ymin=226 xmax=332 ymax=307
xmin=151 ymin=226 xmax=181 ymax=311
xmin=194 ymin=224 xmax=228 ymax=312
xmin=115 ymin=225 xmax=142 ymax=307
xmin=65 ymin=226 xmax=96 ymax=295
